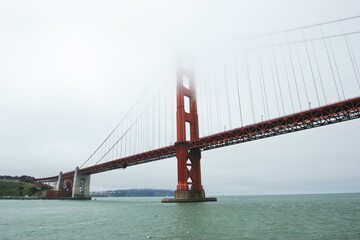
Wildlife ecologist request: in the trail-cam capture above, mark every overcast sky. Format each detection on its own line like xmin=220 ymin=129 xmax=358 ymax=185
xmin=1 ymin=0 xmax=360 ymax=195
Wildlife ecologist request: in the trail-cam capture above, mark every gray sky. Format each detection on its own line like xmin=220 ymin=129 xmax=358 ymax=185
xmin=1 ymin=0 xmax=359 ymax=195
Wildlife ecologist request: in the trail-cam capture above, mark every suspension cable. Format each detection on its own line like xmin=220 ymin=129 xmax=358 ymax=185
xmin=214 ymin=63 xmax=222 ymax=131
xmin=271 ymin=37 xmax=286 ymax=115
xmin=94 ymin=92 xmax=160 ymax=165
xmin=234 ymin=51 xmax=244 ymax=126
xmin=245 ymin=51 xmax=256 ymax=123
xmin=320 ymin=26 xmax=340 ymax=101
xmin=80 ymin=84 xmax=152 ymax=168
xmin=340 ymin=21 xmax=360 ymax=90
xmin=223 ymin=52 xmax=232 ymax=129
xmin=256 ymin=51 xmax=267 ymax=120
xmin=302 ymin=29 xmax=320 ymax=106
xmin=258 ymin=44 xmax=271 ymax=119
xmin=328 ymin=39 xmax=346 ymax=99
xmin=281 ymin=45 xmax=295 ymax=113
xmin=296 ymin=44 xmax=310 ymax=109
xmin=310 ymin=41 xmax=327 ymax=105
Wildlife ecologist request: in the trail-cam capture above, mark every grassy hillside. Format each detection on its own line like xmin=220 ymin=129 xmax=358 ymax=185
xmin=0 ymin=179 xmax=51 ymax=197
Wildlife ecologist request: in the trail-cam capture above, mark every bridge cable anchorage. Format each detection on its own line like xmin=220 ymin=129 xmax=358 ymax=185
xmin=340 ymin=21 xmax=360 ymax=91
xmin=320 ymin=26 xmax=341 ymax=101
xmin=286 ymin=32 xmax=303 ymax=111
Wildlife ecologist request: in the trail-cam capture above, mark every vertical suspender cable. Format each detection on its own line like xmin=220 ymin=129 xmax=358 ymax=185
xmin=199 ymin=73 xmax=205 ymax=136
xmin=310 ymin=41 xmax=327 ymax=104
xmin=128 ymin=111 xmax=133 ymax=155
xmin=204 ymin=68 xmax=211 ymax=134
xmin=286 ymin=33 xmax=302 ymax=111
xmin=94 ymin=96 xmax=158 ymax=165
xmin=245 ymin=51 xmax=256 ymax=123
xmin=271 ymin=37 xmax=286 ymax=115
xmin=164 ymin=88 xmax=167 ymax=145
xmin=80 ymin=85 xmax=151 ymax=168
xmin=234 ymin=51 xmax=244 ymax=126
xmin=223 ymin=51 xmax=232 ymax=129
xmin=120 ymin=122 xmax=123 ymax=157
xmin=152 ymin=95 xmax=155 ymax=148
xmin=158 ymin=96 xmax=161 ymax=148
xmin=269 ymin=51 xmax=281 ymax=117
xmin=302 ymin=29 xmax=320 ymax=106
xmin=328 ymin=39 xmax=346 ymax=99
xmin=340 ymin=21 xmax=360 ymax=90
xmin=296 ymin=44 xmax=310 ymax=109
xmin=116 ymin=121 xmax=119 ymax=158
xmin=281 ymin=45 xmax=295 ymax=113
xmin=134 ymin=107 xmax=138 ymax=154
xmin=171 ymin=83 xmax=174 ymax=142
xmin=207 ymin=68 xmax=214 ymax=133
xmin=124 ymin=115 xmax=128 ymax=157
xmin=320 ymin=26 xmax=340 ymax=101
xmin=214 ymin=63 xmax=222 ymax=131
xmin=257 ymin=45 xmax=270 ymax=119
xmin=110 ymin=128 xmax=114 ymax=160
xmin=144 ymin=94 xmax=151 ymax=151
xmin=257 ymin=49 xmax=267 ymax=120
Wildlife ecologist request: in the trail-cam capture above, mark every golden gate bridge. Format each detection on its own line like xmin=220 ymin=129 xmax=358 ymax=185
xmin=35 ymin=16 xmax=360 ymax=202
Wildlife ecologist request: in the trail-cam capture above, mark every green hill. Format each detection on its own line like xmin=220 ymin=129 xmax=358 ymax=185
xmin=0 ymin=179 xmax=51 ymax=198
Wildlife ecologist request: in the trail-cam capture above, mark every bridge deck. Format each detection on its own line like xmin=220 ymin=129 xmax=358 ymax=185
xmin=36 ymin=96 xmax=360 ymax=182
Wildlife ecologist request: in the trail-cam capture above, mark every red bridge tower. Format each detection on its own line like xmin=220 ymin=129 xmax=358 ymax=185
xmin=162 ymin=67 xmax=216 ymax=202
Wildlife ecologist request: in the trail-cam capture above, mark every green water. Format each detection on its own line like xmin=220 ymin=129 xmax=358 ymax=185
xmin=1 ymin=193 xmax=359 ymax=239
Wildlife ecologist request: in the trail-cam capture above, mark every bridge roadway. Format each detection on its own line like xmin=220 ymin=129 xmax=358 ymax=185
xmin=36 ymin=96 xmax=360 ymax=182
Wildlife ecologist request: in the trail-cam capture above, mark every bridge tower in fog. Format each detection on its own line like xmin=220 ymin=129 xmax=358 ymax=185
xmin=163 ymin=68 xmax=216 ymax=202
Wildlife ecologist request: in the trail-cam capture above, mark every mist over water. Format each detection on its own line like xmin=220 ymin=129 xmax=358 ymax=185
xmin=1 ymin=193 xmax=359 ymax=239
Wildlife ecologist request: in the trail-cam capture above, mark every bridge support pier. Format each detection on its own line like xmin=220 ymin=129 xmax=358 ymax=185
xmin=162 ymin=67 xmax=216 ymax=203
xmin=56 ymin=171 xmax=62 ymax=190
xmin=72 ymin=167 xmax=91 ymax=199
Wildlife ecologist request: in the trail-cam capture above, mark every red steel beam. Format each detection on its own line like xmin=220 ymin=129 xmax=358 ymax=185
xmin=35 ymin=96 xmax=360 ymax=181
xmin=189 ymin=96 xmax=360 ymax=151
xmin=79 ymin=145 xmax=176 ymax=175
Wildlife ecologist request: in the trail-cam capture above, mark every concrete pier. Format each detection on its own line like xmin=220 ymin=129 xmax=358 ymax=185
xmin=72 ymin=167 xmax=91 ymax=199
xmin=56 ymin=171 xmax=62 ymax=190
xmin=162 ymin=190 xmax=217 ymax=203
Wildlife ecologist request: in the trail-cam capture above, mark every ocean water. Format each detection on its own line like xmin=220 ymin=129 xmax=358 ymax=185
xmin=0 ymin=193 xmax=359 ymax=240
